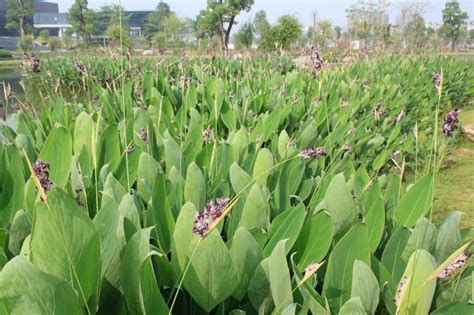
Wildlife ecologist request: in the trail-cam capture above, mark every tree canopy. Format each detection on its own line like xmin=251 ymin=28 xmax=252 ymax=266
xmin=67 ymin=0 xmax=97 ymax=48
xmin=5 ymin=0 xmax=34 ymax=36
xmin=441 ymin=0 xmax=469 ymax=51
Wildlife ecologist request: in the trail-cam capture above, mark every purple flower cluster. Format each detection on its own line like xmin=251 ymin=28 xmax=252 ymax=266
xmin=394 ymin=276 xmax=409 ymax=306
xmin=304 ymin=263 xmax=319 ymax=277
xmin=202 ymin=127 xmax=213 ymax=144
xmin=192 ymin=197 xmax=230 ymax=237
xmin=74 ymin=62 xmax=87 ymax=76
xmin=438 ymin=252 xmax=468 ymax=278
xmin=442 ymin=108 xmax=459 ymax=137
xmin=391 ymin=150 xmax=401 ymax=160
xmin=433 ymin=73 xmax=441 ymax=91
xmin=31 ymin=56 xmax=40 ymax=72
xmin=140 ymin=128 xmax=148 ymax=143
xmin=300 ymin=147 xmax=327 ymax=160
xmin=33 ymin=160 xmax=53 ymax=193
xmin=310 ymin=46 xmax=323 ymax=70
xmin=127 ymin=145 xmax=135 ymax=154
xmin=372 ymin=100 xmax=387 ymax=118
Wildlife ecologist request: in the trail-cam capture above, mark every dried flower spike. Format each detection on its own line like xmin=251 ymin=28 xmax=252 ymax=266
xmin=437 ymin=252 xmax=468 ymax=278
xmin=394 ymin=276 xmax=409 ymax=306
xmin=202 ymin=127 xmax=213 ymax=144
xmin=74 ymin=62 xmax=87 ymax=76
xmin=192 ymin=197 xmax=230 ymax=237
xmin=433 ymin=73 xmax=441 ymax=91
xmin=300 ymin=147 xmax=327 ymax=160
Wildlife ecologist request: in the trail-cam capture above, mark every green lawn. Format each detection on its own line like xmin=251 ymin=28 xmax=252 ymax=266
xmin=433 ymin=110 xmax=474 ymax=228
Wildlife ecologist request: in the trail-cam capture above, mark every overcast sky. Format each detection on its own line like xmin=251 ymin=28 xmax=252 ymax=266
xmin=55 ymin=0 xmax=474 ymax=28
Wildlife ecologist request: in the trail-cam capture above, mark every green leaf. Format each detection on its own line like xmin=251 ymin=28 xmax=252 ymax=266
xmin=365 ymin=197 xmax=385 ymax=253
xmin=248 ymin=258 xmax=273 ymax=312
xmin=351 ymin=260 xmax=379 ymax=314
xmin=293 ymin=211 xmax=333 ymax=270
xmin=434 ymin=211 xmax=463 ymax=264
xmin=432 ymin=301 xmax=474 ymax=314
xmin=396 ymin=250 xmax=436 ymax=315
xmin=30 ymin=188 xmax=101 ymax=306
xmin=393 ymin=175 xmax=434 ymax=227
xmin=323 ymin=223 xmax=370 ymax=313
xmin=230 ymin=227 xmax=263 ymax=300
xmin=184 ymin=162 xmax=206 ymax=211
xmin=339 ymin=297 xmax=367 ymax=315
xmin=268 ymin=240 xmax=293 ymax=311
xmin=252 ymin=148 xmax=274 ymax=186
xmin=324 ymin=173 xmax=356 ymax=235
xmin=120 ymin=227 xmax=168 ymax=314
xmin=0 ymin=256 xmax=82 ymax=314
xmin=74 ymin=112 xmax=93 ymax=157
xmin=38 ymin=127 xmax=72 ymax=188
xmin=239 ymin=183 xmax=268 ymax=230
xmin=147 ymin=171 xmax=175 ymax=253
xmin=171 ymin=202 xmax=198 ymax=271
xmin=381 ymin=227 xmax=410 ymax=283
xmin=8 ymin=209 xmax=31 ymax=256
xmin=263 ymin=204 xmax=306 ymax=257
xmin=137 ymin=152 xmax=160 ymax=203
xmin=184 ymin=230 xmax=239 ymax=312
xmin=0 ymin=156 xmax=24 ymax=224
xmin=401 ymin=218 xmax=437 ymax=263
xmin=93 ymin=201 xmax=120 ymax=279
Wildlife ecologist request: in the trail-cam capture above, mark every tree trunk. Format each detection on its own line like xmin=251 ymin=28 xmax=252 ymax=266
xmin=19 ymin=16 xmax=25 ymax=37
xmin=83 ymin=30 xmax=89 ymax=48
xmin=223 ymin=15 xmax=236 ymax=56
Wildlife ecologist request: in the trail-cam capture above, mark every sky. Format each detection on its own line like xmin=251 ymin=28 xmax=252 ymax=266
xmin=55 ymin=0 xmax=474 ymax=28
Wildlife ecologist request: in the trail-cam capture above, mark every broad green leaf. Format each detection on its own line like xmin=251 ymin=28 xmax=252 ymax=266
xmin=401 ymin=218 xmax=437 ymax=263
xmin=252 ymin=148 xmax=274 ymax=186
xmin=74 ymin=112 xmax=93 ymax=156
xmin=431 ymin=301 xmax=474 ymax=314
xmin=268 ymin=240 xmax=292 ymax=311
xmin=30 ymin=188 xmax=101 ymax=306
xmin=184 ymin=162 xmax=206 ymax=211
xmin=394 ymin=175 xmax=434 ymax=227
xmin=230 ymin=227 xmax=263 ymax=300
xmin=0 ymin=156 xmax=24 ymax=224
xmin=323 ymin=223 xmax=370 ymax=313
xmin=38 ymin=127 xmax=72 ymax=188
xmin=365 ymin=197 xmax=385 ymax=253
xmin=0 ymin=256 xmax=82 ymax=314
xmin=263 ymin=204 xmax=306 ymax=257
xmin=239 ymin=183 xmax=268 ymax=230
xmin=293 ymin=211 xmax=333 ymax=270
xmin=396 ymin=250 xmax=436 ymax=315
xmin=93 ymin=201 xmax=120 ymax=278
xmin=324 ymin=173 xmax=356 ymax=234
xmin=436 ymin=274 xmax=471 ymax=308
xmin=184 ymin=229 xmax=239 ymax=312
xmin=382 ymin=227 xmax=410 ymax=283
xmin=247 ymin=258 xmax=272 ymax=312
xmin=434 ymin=211 xmax=463 ymax=264
xmin=351 ymin=260 xmax=379 ymax=314
xmin=339 ymin=297 xmax=367 ymax=315
xmin=147 ymin=171 xmax=175 ymax=253
xmin=120 ymin=227 xmax=168 ymax=314
xmin=137 ymin=152 xmax=160 ymax=203
xmin=8 ymin=209 xmax=31 ymax=256
xmin=171 ymin=202 xmax=197 ymax=271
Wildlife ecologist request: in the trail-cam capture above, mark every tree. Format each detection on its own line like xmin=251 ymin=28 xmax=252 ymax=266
xmin=102 ymin=5 xmax=132 ymax=48
xmin=5 ymin=0 xmax=34 ymax=36
xmin=314 ymin=20 xmax=334 ymax=49
xmin=334 ymin=26 xmax=342 ymax=39
xmin=67 ymin=0 xmax=97 ymax=48
xmin=346 ymin=0 xmax=389 ymax=48
xmin=233 ymin=21 xmax=254 ymax=49
xmin=260 ymin=15 xmax=302 ymax=51
xmin=405 ymin=16 xmax=427 ymax=50
xmin=254 ymin=10 xmax=270 ymax=40
xmin=441 ymin=0 xmax=469 ymax=51
xmin=144 ymin=1 xmax=172 ymax=39
xmin=198 ymin=0 xmax=255 ymax=54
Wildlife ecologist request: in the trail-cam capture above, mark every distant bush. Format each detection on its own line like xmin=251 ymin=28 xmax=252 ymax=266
xmin=48 ymin=37 xmax=62 ymax=51
xmin=18 ymin=35 xmax=34 ymax=52
xmin=0 ymin=49 xmax=13 ymax=59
